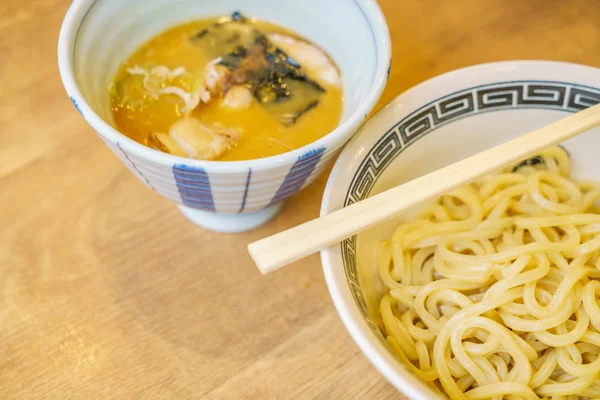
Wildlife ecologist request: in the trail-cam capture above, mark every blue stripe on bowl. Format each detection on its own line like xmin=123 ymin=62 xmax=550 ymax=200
xmin=117 ymin=142 xmax=155 ymax=191
xmin=239 ymin=169 xmax=252 ymax=213
xmin=267 ymin=147 xmax=326 ymax=207
xmin=387 ymin=58 xmax=392 ymax=78
xmin=70 ymin=96 xmax=83 ymax=115
xmin=173 ymin=164 xmax=215 ymax=211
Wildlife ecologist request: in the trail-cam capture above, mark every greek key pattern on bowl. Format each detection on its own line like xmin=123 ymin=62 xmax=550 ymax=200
xmin=341 ymin=80 xmax=600 ymax=319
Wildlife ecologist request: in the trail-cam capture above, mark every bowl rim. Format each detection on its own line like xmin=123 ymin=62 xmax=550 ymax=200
xmin=319 ymin=59 xmax=600 ymax=399
xmin=57 ymin=0 xmax=391 ymax=173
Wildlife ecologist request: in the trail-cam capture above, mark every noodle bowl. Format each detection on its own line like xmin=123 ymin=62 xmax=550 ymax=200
xmin=320 ymin=61 xmax=600 ymax=400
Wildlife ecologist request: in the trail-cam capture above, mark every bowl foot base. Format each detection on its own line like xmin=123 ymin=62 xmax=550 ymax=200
xmin=178 ymin=203 xmax=284 ymax=233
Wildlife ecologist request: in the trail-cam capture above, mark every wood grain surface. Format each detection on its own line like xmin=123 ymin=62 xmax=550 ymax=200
xmin=2 ymin=1 xmax=599 ymax=399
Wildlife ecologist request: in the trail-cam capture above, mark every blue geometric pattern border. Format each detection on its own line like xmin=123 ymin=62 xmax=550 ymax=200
xmin=341 ymin=80 xmax=600 ymax=319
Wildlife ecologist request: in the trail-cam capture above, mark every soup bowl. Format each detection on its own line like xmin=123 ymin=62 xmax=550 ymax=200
xmin=320 ymin=60 xmax=600 ymax=399
xmin=58 ymin=0 xmax=391 ymax=233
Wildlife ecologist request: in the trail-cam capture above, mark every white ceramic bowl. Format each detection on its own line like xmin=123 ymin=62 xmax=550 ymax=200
xmin=320 ymin=60 xmax=600 ymax=400
xmin=58 ymin=0 xmax=390 ymax=233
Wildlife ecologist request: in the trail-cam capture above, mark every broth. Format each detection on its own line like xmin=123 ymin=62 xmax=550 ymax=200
xmin=110 ymin=14 xmax=343 ymax=161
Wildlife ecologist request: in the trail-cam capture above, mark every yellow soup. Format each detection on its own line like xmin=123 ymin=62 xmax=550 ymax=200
xmin=110 ymin=13 xmax=343 ymax=161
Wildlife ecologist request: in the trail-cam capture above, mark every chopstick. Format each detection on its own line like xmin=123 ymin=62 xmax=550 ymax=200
xmin=248 ymin=103 xmax=600 ymax=274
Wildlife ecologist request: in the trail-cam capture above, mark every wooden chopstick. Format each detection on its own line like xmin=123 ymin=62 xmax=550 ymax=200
xmin=248 ymin=103 xmax=600 ymax=274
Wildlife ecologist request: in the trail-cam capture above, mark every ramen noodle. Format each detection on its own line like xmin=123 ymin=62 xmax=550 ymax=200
xmin=378 ymin=146 xmax=600 ymax=399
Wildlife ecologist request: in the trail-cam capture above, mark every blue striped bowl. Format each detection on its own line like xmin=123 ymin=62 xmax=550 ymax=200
xmin=58 ymin=0 xmax=391 ymax=232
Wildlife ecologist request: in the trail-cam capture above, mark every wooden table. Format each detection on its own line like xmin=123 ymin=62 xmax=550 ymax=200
xmin=2 ymin=1 xmax=599 ymax=398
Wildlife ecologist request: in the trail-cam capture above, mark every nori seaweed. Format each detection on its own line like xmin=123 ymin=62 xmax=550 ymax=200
xmin=191 ymin=11 xmax=327 ymax=125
